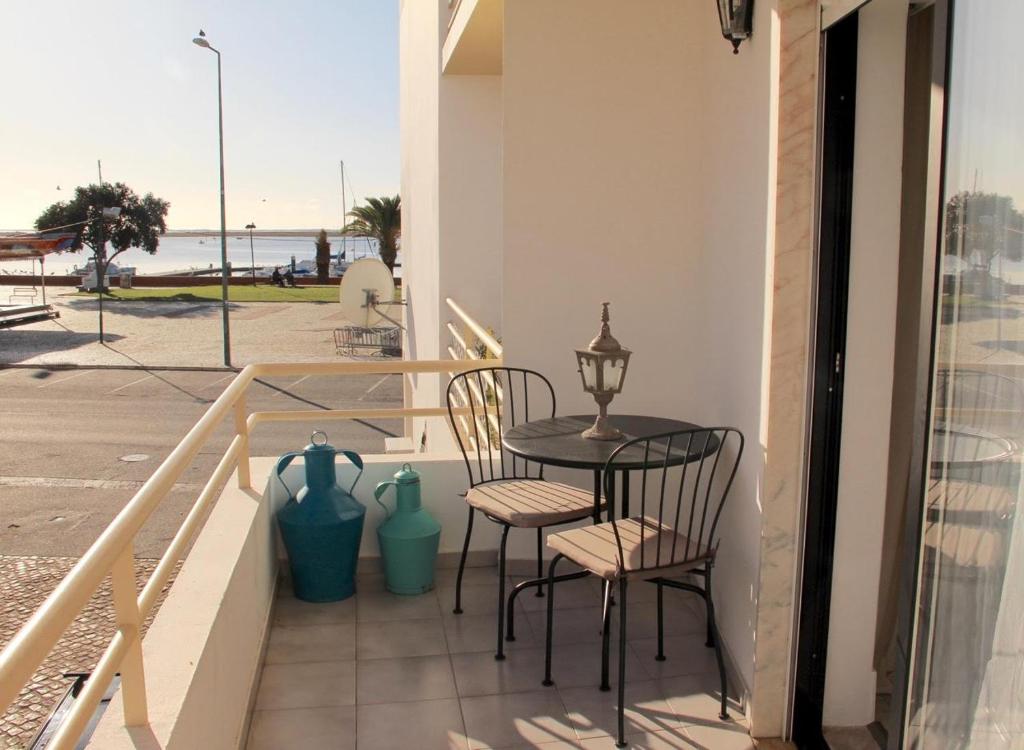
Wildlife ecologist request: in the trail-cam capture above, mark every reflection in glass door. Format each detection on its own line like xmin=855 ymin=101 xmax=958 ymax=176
xmin=906 ymin=1 xmax=1024 ymax=747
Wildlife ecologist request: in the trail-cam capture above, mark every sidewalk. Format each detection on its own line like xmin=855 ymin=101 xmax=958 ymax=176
xmin=0 ymin=556 xmax=179 ymax=749
xmin=0 ymin=287 xmax=353 ymax=368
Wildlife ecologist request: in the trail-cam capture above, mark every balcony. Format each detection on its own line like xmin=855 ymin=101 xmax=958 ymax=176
xmin=0 ymin=301 xmax=763 ymax=749
xmin=443 ymin=0 xmax=502 ymax=75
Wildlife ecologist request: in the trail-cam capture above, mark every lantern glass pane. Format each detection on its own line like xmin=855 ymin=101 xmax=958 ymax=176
xmin=579 ymin=353 xmax=598 ymax=390
xmin=602 ymin=357 xmax=625 ymax=393
xmin=717 ymin=0 xmax=731 ymax=34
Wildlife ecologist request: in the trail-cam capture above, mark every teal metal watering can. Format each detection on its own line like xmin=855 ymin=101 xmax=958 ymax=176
xmin=374 ymin=463 xmax=441 ymax=595
xmin=276 ymin=431 xmax=366 ymax=602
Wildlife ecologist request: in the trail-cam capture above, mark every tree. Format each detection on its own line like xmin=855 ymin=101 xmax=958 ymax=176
xmin=35 ymin=182 xmax=170 ymax=290
xmin=945 ymin=191 xmax=1024 ymax=268
xmin=315 ymin=229 xmax=331 ymax=284
xmin=342 ymin=195 xmax=401 ymax=274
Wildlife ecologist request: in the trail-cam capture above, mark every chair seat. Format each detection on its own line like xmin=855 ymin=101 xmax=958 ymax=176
xmin=465 ymin=479 xmax=599 ymax=528
xmin=548 ymin=516 xmax=712 ymax=581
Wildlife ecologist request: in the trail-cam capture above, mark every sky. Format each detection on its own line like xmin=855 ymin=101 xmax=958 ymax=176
xmin=0 ymin=1 xmax=398 ymax=231
xmin=945 ymin=0 xmax=1024 ymax=209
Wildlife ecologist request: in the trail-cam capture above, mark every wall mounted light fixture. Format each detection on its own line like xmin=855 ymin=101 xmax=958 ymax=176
xmin=717 ymin=0 xmax=754 ymax=54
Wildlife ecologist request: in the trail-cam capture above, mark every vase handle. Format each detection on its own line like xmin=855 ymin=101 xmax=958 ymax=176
xmin=339 ymin=450 xmax=364 ymax=494
xmin=275 ymin=452 xmax=302 ymax=501
xmin=373 ymin=481 xmax=396 ymax=520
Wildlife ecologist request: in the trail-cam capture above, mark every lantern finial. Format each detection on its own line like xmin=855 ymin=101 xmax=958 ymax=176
xmin=589 ymin=302 xmax=622 ymax=353
xmin=575 ymin=302 xmax=632 ymax=440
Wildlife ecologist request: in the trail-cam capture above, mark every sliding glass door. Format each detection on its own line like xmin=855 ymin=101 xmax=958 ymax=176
xmin=905 ymin=1 xmax=1024 ymax=746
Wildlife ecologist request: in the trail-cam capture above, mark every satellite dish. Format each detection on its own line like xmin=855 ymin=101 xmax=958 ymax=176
xmin=339 ymin=258 xmax=399 ymax=328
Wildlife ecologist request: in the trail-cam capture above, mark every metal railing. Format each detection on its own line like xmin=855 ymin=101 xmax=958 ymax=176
xmin=445 ymin=298 xmax=503 ymax=450
xmin=0 ymin=357 xmax=499 ymax=749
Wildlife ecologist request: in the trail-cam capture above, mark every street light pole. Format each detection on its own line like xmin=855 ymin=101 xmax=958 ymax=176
xmin=245 ymin=223 xmax=256 ymax=285
xmin=193 ymin=31 xmax=232 ymax=367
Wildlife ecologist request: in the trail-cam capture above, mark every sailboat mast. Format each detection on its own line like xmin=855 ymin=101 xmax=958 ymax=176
xmin=340 ymin=160 xmax=347 ymax=260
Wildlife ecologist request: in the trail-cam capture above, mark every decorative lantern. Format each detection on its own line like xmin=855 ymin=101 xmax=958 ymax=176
xmin=575 ymin=302 xmax=632 ymax=441
xmin=717 ymin=0 xmax=754 ymax=54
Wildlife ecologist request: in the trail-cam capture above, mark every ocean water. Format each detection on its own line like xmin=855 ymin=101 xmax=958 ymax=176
xmin=0 ymin=233 xmax=396 ymax=276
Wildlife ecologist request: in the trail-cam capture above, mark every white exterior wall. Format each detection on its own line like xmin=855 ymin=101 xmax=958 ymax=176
xmin=401 ymin=0 xmax=503 ymax=452
xmin=823 ymin=0 xmax=907 ymax=726
xmin=501 ymin=0 xmax=705 ymax=419
xmin=499 ymin=0 xmax=778 ymax=701
xmin=438 ymin=73 xmax=503 ymax=375
xmin=400 ymin=0 xmax=444 ymax=447
xmin=696 ymin=0 xmax=779 ymax=706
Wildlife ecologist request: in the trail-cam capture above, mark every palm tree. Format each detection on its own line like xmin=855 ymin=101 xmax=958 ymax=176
xmin=342 ymin=195 xmax=401 ymax=274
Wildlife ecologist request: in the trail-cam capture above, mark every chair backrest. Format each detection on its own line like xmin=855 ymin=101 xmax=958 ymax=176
xmin=602 ymin=427 xmax=744 ymax=574
xmin=446 ymin=367 xmax=556 ymax=487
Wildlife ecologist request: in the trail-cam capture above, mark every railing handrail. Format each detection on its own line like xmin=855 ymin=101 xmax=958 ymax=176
xmin=0 ymin=356 xmax=499 ymax=749
xmin=445 ymin=297 xmax=502 ymax=358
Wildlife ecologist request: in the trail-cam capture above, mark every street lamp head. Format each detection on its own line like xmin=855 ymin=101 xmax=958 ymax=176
xmin=101 ymin=207 xmax=122 ymax=219
xmin=192 ymin=36 xmax=210 ymax=48
xmin=245 ymin=223 xmax=256 ymax=230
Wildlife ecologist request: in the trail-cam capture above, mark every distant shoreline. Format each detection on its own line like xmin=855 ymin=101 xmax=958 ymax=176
xmin=165 ymin=229 xmax=345 ymax=238
xmin=0 ymin=229 xmax=348 ymax=238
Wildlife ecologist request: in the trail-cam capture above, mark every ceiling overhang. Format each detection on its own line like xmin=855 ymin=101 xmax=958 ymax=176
xmin=442 ymin=0 xmax=503 ymax=75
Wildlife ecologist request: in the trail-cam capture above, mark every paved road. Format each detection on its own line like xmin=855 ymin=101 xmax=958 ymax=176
xmin=0 ymin=288 xmax=362 ymax=367
xmin=0 ymin=365 xmax=403 ymax=747
xmin=0 ymin=366 xmax=403 ymax=557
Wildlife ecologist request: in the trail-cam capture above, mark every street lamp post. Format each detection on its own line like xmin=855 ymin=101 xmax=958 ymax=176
xmin=245 ymin=223 xmax=256 ymax=285
xmin=193 ymin=30 xmax=232 ymax=367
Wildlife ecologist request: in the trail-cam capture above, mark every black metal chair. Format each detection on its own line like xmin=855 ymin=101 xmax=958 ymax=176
xmin=447 ymin=367 xmax=604 ymax=660
xmin=540 ymin=426 xmax=744 ymax=748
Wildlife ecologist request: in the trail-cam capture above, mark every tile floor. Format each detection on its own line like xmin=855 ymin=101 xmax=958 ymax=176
xmin=246 ymin=565 xmax=753 ymax=750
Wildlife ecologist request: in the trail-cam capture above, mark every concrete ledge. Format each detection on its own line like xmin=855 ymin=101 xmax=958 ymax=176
xmin=88 ymin=459 xmax=278 ymax=750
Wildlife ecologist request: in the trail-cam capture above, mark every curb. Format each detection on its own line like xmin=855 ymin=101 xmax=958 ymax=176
xmin=0 ymin=363 xmax=238 ymax=373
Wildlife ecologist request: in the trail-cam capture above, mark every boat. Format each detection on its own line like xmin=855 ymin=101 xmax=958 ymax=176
xmin=71 ymin=259 xmax=136 ymax=277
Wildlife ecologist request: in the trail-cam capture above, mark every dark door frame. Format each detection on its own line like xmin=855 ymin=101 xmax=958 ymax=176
xmin=791 ymin=12 xmax=859 ymax=749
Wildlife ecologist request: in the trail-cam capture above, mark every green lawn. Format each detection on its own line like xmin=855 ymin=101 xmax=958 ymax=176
xmin=75 ymin=285 xmax=339 ymax=303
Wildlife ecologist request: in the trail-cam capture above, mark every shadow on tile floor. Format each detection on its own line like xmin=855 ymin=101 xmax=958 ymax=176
xmin=247 ymin=566 xmax=756 ymax=750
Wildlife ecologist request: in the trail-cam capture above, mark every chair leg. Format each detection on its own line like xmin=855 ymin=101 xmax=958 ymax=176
xmin=495 ymin=524 xmax=510 ymax=661
xmin=535 ymin=528 xmax=545 ymax=597
xmin=506 ymin=584 xmax=518 ymax=642
xmin=616 ymin=578 xmax=628 ymax=749
xmin=453 ymin=506 xmax=475 ymax=615
xmin=542 ymin=554 xmax=563 ymax=686
xmin=656 ymin=580 xmax=666 ymax=661
xmin=702 ymin=569 xmax=716 ymax=648
xmin=706 ymin=568 xmax=729 ymax=720
xmin=600 ymin=579 xmax=612 ymax=691
xmin=705 ymin=596 xmax=715 ymax=649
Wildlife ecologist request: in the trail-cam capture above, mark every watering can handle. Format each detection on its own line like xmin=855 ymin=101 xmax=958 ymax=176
xmin=374 ymin=481 xmax=397 ymax=520
xmin=339 ymin=450 xmax=364 ymax=494
xmin=275 ymin=451 xmax=302 ymax=501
